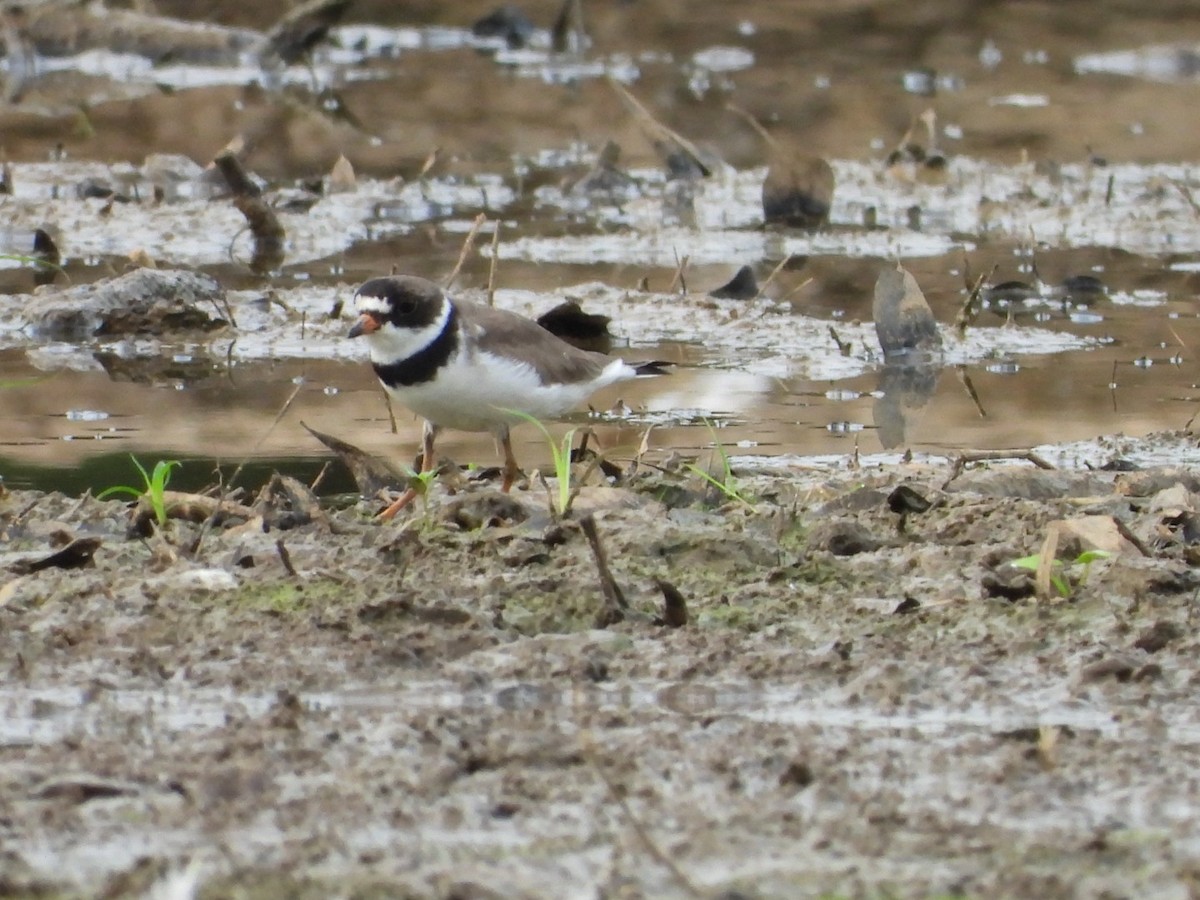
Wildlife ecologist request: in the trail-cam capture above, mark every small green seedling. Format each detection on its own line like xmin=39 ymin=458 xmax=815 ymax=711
xmin=400 ymin=464 xmax=439 ymax=523
xmin=686 ymin=420 xmax=752 ymax=507
xmin=504 ymin=409 xmax=576 ymax=517
xmin=1012 ymin=549 xmax=1111 ymax=598
xmin=97 ymin=455 xmax=181 ymax=529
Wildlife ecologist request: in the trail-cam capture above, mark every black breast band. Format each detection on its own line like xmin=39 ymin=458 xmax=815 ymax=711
xmin=373 ymin=304 xmax=459 ymax=387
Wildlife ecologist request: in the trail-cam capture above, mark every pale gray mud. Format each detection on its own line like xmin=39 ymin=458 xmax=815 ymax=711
xmin=4 ymin=445 xmax=1200 ymax=899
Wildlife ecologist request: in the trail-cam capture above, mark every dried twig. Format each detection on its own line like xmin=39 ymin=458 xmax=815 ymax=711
xmin=941 ymin=449 xmax=1055 ymax=489
xmin=444 ymin=213 xmax=486 ymax=289
xmin=752 ymin=254 xmax=795 ymax=302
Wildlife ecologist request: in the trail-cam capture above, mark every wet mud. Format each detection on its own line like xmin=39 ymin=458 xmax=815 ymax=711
xmin=5 ymin=446 xmax=1200 ymax=897
xmin=4 ymin=0 xmax=1200 ymax=896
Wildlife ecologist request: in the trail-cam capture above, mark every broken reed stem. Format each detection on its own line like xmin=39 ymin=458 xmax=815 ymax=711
xmin=954 ymin=265 xmax=995 ymax=336
xmin=724 ymin=101 xmax=778 ymax=150
xmin=668 ymin=251 xmax=689 ymax=295
xmin=562 ymin=449 xmax=604 ymax=519
xmin=955 ymin=365 xmax=987 ymax=418
xmin=444 ymin=213 xmax=486 ymax=290
xmin=1035 ymin=525 xmax=1060 ymax=601
xmin=486 ymin=222 xmax=501 ymax=307
xmin=212 ymin=150 xmax=284 ymax=272
xmin=778 ymin=276 xmax=814 ymax=304
xmin=752 ymin=254 xmax=795 ymax=302
xmin=827 ymin=325 xmax=851 ymax=356
xmin=607 ymin=77 xmax=710 ymax=177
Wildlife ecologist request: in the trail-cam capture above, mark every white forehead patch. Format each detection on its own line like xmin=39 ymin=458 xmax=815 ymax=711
xmin=355 ymin=293 xmax=392 ymax=315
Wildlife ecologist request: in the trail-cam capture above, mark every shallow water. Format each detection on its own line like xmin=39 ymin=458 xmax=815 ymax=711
xmin=3 ymin=0 xmax=1200 ymax=491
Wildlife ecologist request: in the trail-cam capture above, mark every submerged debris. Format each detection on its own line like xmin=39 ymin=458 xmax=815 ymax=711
xmin=472 ymin=4 xmax=536 ymax=49
xmin=708 ymin=265 xmax=758 ymax=300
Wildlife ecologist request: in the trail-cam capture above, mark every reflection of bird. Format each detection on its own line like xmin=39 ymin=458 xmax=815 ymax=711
xmin=349 ymin=275 xmax=666 ymax=518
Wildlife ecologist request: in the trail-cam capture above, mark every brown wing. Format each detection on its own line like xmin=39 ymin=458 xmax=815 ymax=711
xmin=458 ymin=300 xmax=614 ymax=385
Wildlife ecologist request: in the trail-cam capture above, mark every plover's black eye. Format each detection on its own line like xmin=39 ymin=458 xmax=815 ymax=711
xmin=394 ymin=297 xmax=418 ymax=316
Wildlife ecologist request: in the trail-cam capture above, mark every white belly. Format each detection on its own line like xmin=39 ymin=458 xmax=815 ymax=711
xmin=383 ymin=352 xmax=629 ymax=432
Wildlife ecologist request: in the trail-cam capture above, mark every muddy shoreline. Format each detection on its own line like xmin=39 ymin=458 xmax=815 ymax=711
xmin=4 ymin=445 xmax=1200 ymax=898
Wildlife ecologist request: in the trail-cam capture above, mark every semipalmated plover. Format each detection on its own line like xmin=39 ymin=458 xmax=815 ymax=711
xmin=349 ymin=275 xmax=665 ymax=519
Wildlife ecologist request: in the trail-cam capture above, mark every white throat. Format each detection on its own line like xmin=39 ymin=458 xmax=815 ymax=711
xmin=363 ymin=297 xmax=453 ymax=365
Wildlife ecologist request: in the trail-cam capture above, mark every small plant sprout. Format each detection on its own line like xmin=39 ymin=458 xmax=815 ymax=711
xmin=97 ymin=456 xmax=181 ymax=529
xmin=399 ymin=463 xmax=439 ymax=522
xmin=505 ymin=409 xmax=576 ymax=517
xmin=1011 ymin=549 xmax=1111 ymax=599
xmin=686 ymin=420 xmax=752 ymax=507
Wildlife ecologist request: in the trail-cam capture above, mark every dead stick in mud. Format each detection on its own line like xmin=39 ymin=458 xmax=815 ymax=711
xmin=668 ymin=250 xmax=689 ymax=295
xmin=579 ymin=513 xmax=628 ymax=627
xmin=942 ymin=449 xmax=1055 ymax=489
xmin=444 ymin=213 xmax=486 ymax=290
xmin=582 ymin=744 xmax=705 ymax=898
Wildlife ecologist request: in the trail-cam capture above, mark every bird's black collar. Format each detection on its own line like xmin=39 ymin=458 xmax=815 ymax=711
xmin=372 ymin=303 xmax=459 ymax=387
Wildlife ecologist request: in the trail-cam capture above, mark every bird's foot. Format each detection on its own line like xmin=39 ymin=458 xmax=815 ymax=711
xmin=376 ymin=487 xmax=418 ymax=521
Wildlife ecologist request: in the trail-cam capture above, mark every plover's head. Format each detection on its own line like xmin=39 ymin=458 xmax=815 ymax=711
xmin=348 ymin=275 xmax=446 ymax=341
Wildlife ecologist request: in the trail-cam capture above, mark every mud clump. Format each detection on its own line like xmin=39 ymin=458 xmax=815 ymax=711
xmin=25 ymin=268 xmax=226 ymax=339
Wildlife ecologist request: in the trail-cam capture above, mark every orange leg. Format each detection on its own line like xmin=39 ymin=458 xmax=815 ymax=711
xmin=377 ymin=423 xmax=438 ymax=521
xmin=499 ymin=426 xmax=521 ymax=493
